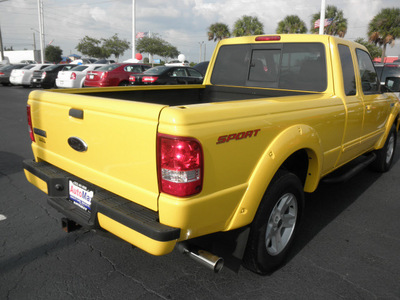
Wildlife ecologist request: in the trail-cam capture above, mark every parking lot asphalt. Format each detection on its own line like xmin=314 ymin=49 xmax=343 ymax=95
xmin=0 ymin=85 xmax=399 ymax=299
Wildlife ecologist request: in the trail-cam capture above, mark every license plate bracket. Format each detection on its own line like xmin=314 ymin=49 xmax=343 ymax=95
xmin=69 ymin=180 xmax=93 ymax=211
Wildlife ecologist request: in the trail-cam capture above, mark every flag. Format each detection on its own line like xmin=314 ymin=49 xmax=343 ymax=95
xmin=136 ymin=32 xmax=148 ymax=39
xmin=314 ymin=18 xmax=333 ymax=29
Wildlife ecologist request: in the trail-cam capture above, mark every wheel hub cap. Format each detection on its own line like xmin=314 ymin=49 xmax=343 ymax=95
xmin=265 ymin=193 xmax=298 ymax=256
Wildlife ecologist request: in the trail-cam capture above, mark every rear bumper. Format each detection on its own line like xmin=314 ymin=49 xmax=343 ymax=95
xmin=23 ymin=159 xmax=180 ymax=255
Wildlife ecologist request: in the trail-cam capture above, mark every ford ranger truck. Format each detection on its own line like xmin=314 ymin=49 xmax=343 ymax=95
xmin=23 ymin=34 xmax=400 ymax=275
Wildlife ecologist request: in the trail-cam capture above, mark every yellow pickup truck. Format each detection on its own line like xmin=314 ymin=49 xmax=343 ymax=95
xmin=24 ymin=34 xmax=399 ymax=275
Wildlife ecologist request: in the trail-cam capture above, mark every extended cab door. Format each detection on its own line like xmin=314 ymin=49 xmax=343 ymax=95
xmin=335 ymin=43 xmax=365 ymax=166
xmin=355 ymin=49 xmax=391 ymax=149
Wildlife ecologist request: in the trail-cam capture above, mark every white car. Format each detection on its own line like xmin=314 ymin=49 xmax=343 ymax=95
xmin=165 ymin=60 xmax=189 ymax=67
xmin=10 ymin=64 xmax=51 ymax=87
xmin=56 ymin=64 xmax=106 ymax=88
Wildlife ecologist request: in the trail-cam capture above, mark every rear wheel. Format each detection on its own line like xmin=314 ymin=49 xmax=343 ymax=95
xmin=119 ymin=81 xmax=129 ymax=86
xmin=243 ymin=170 xmax=304 ymax=275
xmin=371 ymin=125 xmax=397 ymax=172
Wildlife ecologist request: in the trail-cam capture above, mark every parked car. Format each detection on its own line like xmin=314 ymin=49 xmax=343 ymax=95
xmin=0 ymin=64 xmax=26 ymax=86
xmin=84 ymin=63 xmax=151 ymax=87
xmin=375 ymin=63 xmax=400 ymax=85
xmin=165 ymin=60 xmax=189 ymax=67
xmin=129 ymin=66 xmax=204 ymax=85
xmin=56 ymin=64 xmax=107 ymax=88
xmin=71 ymin=58 xmax=97 ymax=65
xmin=193 ymin=61 xmax=209 ymax=76
xmin=31 ymin=64 xmax=74 ymax=89
xmin=10 ymin=64 xmax=51 ymax=87
xmin=20 ymin=60 xmax=37 ymax=64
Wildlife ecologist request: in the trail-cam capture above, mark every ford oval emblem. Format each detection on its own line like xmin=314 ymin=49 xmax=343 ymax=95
xmin=68 ymin=137 xmax=88 ymax=152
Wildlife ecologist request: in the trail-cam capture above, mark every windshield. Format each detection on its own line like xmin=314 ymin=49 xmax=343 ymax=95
xmin=43 ymin=65 xmax=59 ymax=71
xmin=70 ymin=65 xmax=88 ymax=71
xmin=381 ymin=65 xmax=400 ymax=81
xmin=143 ymin=66 xmax=168 ymax=75
xmin=96 ymin=64 xmax=120 ymax=71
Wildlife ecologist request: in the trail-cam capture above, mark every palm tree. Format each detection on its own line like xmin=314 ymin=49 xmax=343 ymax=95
xmin=311 ymin=5 xmax=347 ymax=37
xmin=368 ymin=8 xmax=400 ymax=62
xmin=276 ymin=15 xmax=307 ymax=34
xmin=232 ymin=15 xmax=264 ymax=37
xmin=207 ymin=23 xmax=230 ymax=42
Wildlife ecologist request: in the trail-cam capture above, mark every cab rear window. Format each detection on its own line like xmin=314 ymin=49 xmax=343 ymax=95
xmin=211 ymin=43 xmax=327 ymax=92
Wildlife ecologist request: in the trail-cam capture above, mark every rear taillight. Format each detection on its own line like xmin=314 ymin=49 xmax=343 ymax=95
xmin=41 ymin=71 xmax=46 ymax=79
xmin=129 ymin=75 xmax=135 ymax=82
xmin=157 ymin=134 xmax=203 ymax=197
xmin=0 ymin=72 xmax=4 ymax=75
xmin=142 ymin=76 xmax=158 ymax=83
xmin=71 ymin=72 xmax=77 ymax=80
xmin=27 ymin=104 xmax=35 ymax=142
xmin=101 ymin=71 xmax=108 ymax=79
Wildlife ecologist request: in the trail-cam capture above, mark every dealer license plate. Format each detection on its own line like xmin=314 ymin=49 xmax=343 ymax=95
xmin=89 ymin=74 xmax=94 ymax=79
xmin=69 ymin=180 xmax=94 ymax=211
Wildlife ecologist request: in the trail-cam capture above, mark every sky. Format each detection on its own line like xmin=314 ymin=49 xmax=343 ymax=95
xmin=1 ymin=0 xmax=400 ymax=63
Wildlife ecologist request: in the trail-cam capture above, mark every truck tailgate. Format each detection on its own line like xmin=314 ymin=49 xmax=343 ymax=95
xmin=28 ymin=90 xmax=167 ymax=211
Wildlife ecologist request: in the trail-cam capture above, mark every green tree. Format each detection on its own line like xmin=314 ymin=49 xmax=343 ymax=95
xmin=45 ymin=45 xmax=62 ymax=63
xmin=136 ymin=34 xmax=179 ymax=59
xmin=311 ymin=5 xmax=348 ymax=37
xmin=368 ymin=8 xmax=400 ymax=61
xmin=355 ymin=38 xmax=382 ymax=59
xmin=233 ymin=15 xmax=264 ymax=37
xmin=75 ymin=36 xmax=104 ymax=58
xmin=102 ymin=33 xmax=130 ymax=61
xmin=207 ymin=23 xmax=230 ymax=42
xmin=276 ymin=15 xmax=307 ymax=34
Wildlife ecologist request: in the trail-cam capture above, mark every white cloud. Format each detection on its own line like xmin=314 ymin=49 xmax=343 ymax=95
xmin=1 ymin=0 xmax=399 ymax=62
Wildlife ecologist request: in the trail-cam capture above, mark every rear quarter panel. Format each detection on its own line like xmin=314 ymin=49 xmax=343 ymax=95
xmin=157 ymin=91 xmax=346 ymax=240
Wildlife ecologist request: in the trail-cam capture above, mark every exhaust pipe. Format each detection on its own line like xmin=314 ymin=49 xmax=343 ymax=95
xmin=178 ymin=243 xmax=224 ymax=273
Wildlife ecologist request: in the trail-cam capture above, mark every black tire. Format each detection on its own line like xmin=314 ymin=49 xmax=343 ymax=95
xmin=119 ymin=81 xmax=129 ymax=86
xmin=371 ymin=126 xmax=397 ymax=172
xmin=243 ymin=170 xmax=304 ymax=275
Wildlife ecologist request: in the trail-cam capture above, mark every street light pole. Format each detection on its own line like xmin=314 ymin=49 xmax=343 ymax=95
xmin=319 ymin=0 xmax=326 ymax=35
xmin=198 ymin=41 xmax=204 ymax=63
xmin=132 ymin=0 xmax=136 ymax=59
xmin=0 ymin=25 xmax=4 ymax=62
xmin=37 ymin=0 xmax=44 ymax=63
xmin=0 ymin=0 xmax=9 ymax=63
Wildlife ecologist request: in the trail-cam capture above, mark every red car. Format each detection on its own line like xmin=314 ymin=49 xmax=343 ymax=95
xmin=84 ymin=63 xmax=151 ymax=87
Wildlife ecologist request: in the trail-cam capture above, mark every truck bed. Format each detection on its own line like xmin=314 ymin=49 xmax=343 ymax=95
xmin=53 ymin=85 xmax=314 ymax=106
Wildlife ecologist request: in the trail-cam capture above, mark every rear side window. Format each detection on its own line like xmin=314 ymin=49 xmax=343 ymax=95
xmin=338 ymin=44 xmax=356 ymax=96
xmin=356 ymin=49 xmax=380 ymax=94
xmin=211 ymin=43 xmax=327 ymax=92
xmin=125 ymin=65 xmax=143 ymax=72
xmin=211 ymin=44 xmax=250 ymax=87
xmin=97 ymin=64 xmax=120 ymax=71
xmin=187 ymin=68 xmax=203 ymax=78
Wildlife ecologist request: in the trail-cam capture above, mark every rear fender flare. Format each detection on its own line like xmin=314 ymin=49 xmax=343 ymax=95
xmin=375 ymin=104 xmax=400 ymax=150
xmin=226 ymin=124 xmax=323 ymax=231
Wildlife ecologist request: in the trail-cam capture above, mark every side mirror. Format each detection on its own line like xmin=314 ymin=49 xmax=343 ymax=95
xmin=384 ymin=77 xmax=400 ymax=92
